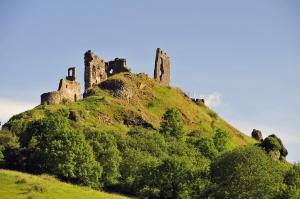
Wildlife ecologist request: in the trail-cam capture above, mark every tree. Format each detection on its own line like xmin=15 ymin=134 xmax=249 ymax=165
xmin=85 ymin=130 xmax=122 ymax=187
xmin=160 ymin=108 xmax=184 ymax=139
xmin=211 ymin=146 xmax=286 ymax=198
xmin=138 ymin=155 xmax=210 ymax=199
xmin=194 ymin=137 xmax=219 ymax=159
xmin=21 ymin=110 xmax=102 ymax=188
xmin=213 ymin=128 xmax=230 ymax=152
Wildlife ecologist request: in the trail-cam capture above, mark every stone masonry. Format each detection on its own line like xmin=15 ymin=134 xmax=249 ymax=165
xmin=84 ymin=50 xmax=129 ymax=94
xmin=154 ymin=48 xmax=170 ymax=86
xmin=41 ymin=48 xmax=171 ymax=104
xmin=84 ymin=50 xmax=107 ymax=91
xmin=41 ymin=67 xmax=80 ymax=105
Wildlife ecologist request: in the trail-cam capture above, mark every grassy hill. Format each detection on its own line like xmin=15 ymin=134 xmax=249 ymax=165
xmin=0 ymin=169 xmax=130 ymax=199
xmin=5 ymin=72 xmax=255 ymax=147
xmin=2 ymin=72 xmax=296 ymax=198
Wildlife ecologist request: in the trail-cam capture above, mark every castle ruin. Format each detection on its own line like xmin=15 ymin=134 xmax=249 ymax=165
xmin=84 ymin=50 xmax=130 ymax=93
xmin=154 ymin=48 xmax=170 ymax=86
xmin=41 ymin=67 xmax=80 ymax=105
xmin=41 ymin=48 xmax=170 ymax=105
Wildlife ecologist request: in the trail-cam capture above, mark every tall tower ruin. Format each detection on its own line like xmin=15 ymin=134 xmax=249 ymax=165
xmin=84 ymin=50 xmax=107 ymax=91
xmin=154 ymin=48 xmax=170 ymax=86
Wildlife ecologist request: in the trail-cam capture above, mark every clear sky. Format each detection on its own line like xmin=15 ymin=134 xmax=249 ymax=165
xmin=0 ymin=0 xmax=299 ymax=162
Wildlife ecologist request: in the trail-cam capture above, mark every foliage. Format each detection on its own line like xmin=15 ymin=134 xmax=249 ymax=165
xmin=160 ymin=108 xmax=184 ymax=139
xmin=262 ymin=135 xmax=282 ymax=152
xmin=19 ymin=110 xmax=102 ymax=188
xmin=211 ymin=146 xmax=286 ymax=198
xmin=285 ymin=163 xmax=300 ymax=187
xmin=213 ymin=128 xmax=230 ymax=152
xmin=85 ymin=130 xmax=122 ymax=187
xmin=1 ymin=73 xmax=291 ymax=198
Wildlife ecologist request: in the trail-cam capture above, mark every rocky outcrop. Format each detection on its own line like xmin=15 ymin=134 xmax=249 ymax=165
xmin=261 ymin=134 xmax=288 ymax=160
xmin=251 ymin=129 xmax=263 ymax=142
xmin=100 ymin=79 xmax=133 ymax=101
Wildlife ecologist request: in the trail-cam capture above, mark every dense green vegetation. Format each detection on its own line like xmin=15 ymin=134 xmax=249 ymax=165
xmin=1 ymin=73 xmax=299 ymax=198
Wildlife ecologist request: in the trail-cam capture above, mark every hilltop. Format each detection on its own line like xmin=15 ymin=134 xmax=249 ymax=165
xmin=5 ymin=72 xmax=254 ymax=147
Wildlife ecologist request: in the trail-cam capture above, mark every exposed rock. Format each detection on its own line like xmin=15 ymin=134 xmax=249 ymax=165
xmin=261 ymin=134 xmax=288 ymax=159
xmin=100 ymin=79 xmax=133 ymax=100
xmin=139 ymin=83 xmax=146 ymax=90
xmin=251 ymin=129 xmax=263 ymax=142
xmin=122 ymin=111 xmax=153 ymax=128
xmin=69 ymin=111 xmax=78 ymax=121
xmin=191 ymin=98 xmax=205 ymax=106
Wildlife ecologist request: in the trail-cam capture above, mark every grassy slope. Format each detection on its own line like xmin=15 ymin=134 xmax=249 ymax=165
xmin=0 ymin=169 xmax=131 ymax=199
xmin=5 ymin=72 xmax=255 ymax=147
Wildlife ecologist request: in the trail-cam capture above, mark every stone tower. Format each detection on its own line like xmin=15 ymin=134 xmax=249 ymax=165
xmin=41 ymin=67 xmax=80 ymax=105
xmin=84 ymin=50 xmax=107 ymax=91
xmin=84 ymin=50 xmax=130 ymax=94
xmin=154 ymin=48 xmax=170 ymax=86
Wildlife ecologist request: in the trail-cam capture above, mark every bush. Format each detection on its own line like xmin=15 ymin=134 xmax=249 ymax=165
xmin=85 ymin=130 xmax=122 ymax=187
xmin=137 ymin=155 xmax=210 ymax=199
xmin=213 ymin=128 xmax=230 ymax=152
xmin=211 ymin=146 xmax=285 ymax=198
xmin=21 ymin=110 xmax=102 ymax=188
xmin=194 ymin=137 xmax=219 ymax=159
xmin=160 ymin=108 xmax=184 ymax=139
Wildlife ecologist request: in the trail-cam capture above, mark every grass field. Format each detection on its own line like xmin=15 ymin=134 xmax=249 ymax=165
xmin=0 ymin=169 xmax=131 ymax=199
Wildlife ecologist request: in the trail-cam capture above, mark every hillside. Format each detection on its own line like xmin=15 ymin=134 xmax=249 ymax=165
xmin=5 ymin=72 xmax=254 ymax=147
xmin=0 ymin=169 xmax=130 ymax=199
xmin=1 ymin=72 xmax=297 ymax=198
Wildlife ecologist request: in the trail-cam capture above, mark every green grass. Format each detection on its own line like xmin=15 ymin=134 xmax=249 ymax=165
xmin=0 ymin=169 xmax=131 ymax=199
xmin=4 ymin=72 xmax=256 ymax=147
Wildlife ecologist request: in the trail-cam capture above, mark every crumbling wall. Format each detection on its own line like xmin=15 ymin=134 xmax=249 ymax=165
xmin=41 ymin=67 xmax=81 ymax=105
xmin=84 ymin=50 xmax=107 ymax=91
xmin=105 ymin=58 xmax=129 ymax=77
xmin=84 ymin=50 xmax=130 ymax=94
xmin=154 ymin=48 xmax=170 ymax=86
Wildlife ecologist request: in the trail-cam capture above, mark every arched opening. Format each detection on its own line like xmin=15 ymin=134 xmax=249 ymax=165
xmin=159 ymin=58 xmax=164 ymax=81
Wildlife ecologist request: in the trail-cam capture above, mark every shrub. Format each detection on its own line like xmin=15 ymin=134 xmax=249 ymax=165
xmin=213 ymin=128 xmax=230 ymax=152
xmin=160 ymin=108 xmax=183 ymax=139
xmin=85 ymin=130 xmax=122 ymax=187
xmin=211 ymin=146 xmax=286 ymax=198
xmin=21 ymin=110 xmax=102 ymax=188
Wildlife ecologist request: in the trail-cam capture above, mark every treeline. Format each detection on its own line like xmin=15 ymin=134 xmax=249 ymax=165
xmin=0 ymin=108 xmax=299 ymax=198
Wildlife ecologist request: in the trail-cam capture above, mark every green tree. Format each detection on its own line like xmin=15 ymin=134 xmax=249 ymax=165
xmin=22 ymin=110 xmax=102 ymax=188
xmin=160 ymin=108 xmax=183 ymax=139
xmin=213 ymin=128 xmax=230 ymax=152
xmin=194 ymin=137 xmax=219 ymax=159
xmin=85 ymin=130 xmax=122 ymax=187
xmin=211 ymin=146 xmax=285 ymax=198
xmin=138 ymin=155 xmax=210 ymax=199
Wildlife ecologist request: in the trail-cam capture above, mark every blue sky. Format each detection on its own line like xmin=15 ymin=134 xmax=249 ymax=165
xmin=0 ymin=0 xmax=299 ymax=162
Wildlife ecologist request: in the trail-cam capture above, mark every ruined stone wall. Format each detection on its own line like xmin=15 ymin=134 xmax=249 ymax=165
xmin=84 ymin=50 xmax=130 ymax=94
xmin=154 ymin=48 xmax=170 ymax=86
xmin=84 ymin=50 xmax=107 ymax=91
xmin=105 ymin=58 xmax=129 ymax=77
xmin=41 ymin=67 xmax=80 ymax=105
